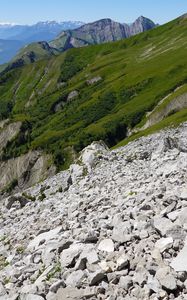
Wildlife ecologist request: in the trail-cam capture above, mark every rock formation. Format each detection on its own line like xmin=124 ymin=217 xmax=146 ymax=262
xmin=50 ymin=16 xmax=156 ymax=51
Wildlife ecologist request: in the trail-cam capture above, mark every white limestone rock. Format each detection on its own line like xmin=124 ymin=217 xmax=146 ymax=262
xmin=171 ymin=243 xmax=187 ymax=272
xmin=98 ymin=239 xmax=114 ymax=253
xmin=27 ymin=226 xmax=62 ymax=251
xmin=155 ymin=237 xmax=173 ymax=253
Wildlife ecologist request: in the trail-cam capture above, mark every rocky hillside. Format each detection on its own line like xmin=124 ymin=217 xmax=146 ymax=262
xmin=0 ymin=120 xmax=56 ymax=196
xmin=0 ymin=14 xmax=186 ymax=194
xmin=126 ymin=16 xmax=157 ymax=36
xmin=0 ymin=123 xmax=187 ymax=299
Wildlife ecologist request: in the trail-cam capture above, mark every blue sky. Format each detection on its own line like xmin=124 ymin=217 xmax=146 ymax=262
xmin=0 ymin=0 xmax=186 ymax=25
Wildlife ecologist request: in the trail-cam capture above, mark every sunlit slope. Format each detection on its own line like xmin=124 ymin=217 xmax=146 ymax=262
xmin=0 ymin=15 xmax=187 ymax=167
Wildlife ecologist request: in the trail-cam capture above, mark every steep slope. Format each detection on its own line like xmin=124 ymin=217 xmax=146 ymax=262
xmin=7 ymin=41 xmax=59 ymax=67
xmin=0 ymin=124 xmax=187 ymax=299
xmin=0 ymin=14 xmax=186 ymax=193
xmin=50 ymin=16 xmax=156 ymax=51
xmin=6 ymin=16 xmax=156 ymax=69
xmin=127 ymin=16 xmax=157 ymax=36
xmin=50 ymin=19 xmax=128 ymax=50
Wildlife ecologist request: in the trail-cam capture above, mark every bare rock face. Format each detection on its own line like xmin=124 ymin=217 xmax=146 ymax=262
xmin=1 ymin=123 xmax=187 ymax=299
xmin=0 ymin=121 xmax=56 ymax=195
xmin=170 ymin=239 xmax=187 ymax=272
xmin=0 ymin=150 xmax=56 ymax=195
xmin=50 ymin=17 xmax=156 ymax=51
xmin=75 ymin=19 xmax=127 ymax=43
xmin=128 ymin=16 xmax=157 ymax=36
xmin=142 ymin=92 xmax=187 ymax=130
xmin=0 ymin=121 xmax=22 ymax=153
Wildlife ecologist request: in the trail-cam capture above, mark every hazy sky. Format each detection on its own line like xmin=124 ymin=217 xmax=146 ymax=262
xmin=0 ymin=0 xmax=186 ymax=25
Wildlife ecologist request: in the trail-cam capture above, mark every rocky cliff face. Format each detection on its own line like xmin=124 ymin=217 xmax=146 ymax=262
xmin=0 ymin=121 xmax=22 ymax=154
xmin=0 ymin=151 xmax=56 ymax=196
xmin=1 ymin=123 xmax=187 ymax=299
xmin=50 ymin=16 xmax=156 ymax=51
xmin=0 ymin=121 xmax=56 ymax=196
xmin=141 ymin=92 xmax=187 ymax=131
xmin=127 ymin=16 xmax=157 ymax=37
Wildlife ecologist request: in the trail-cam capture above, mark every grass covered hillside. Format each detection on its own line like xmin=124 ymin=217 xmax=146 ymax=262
xmin=0 ymin=14 xmax=187 ymax=169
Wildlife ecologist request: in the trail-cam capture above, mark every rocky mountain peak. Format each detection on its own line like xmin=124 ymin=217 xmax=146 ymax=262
xmin=180 ymin=13 xmax=187 ymax=20
xmin=49 ymin=16 xmax=156 ymax=53
xmin=128 ymin=15 xmax=156 ymax=36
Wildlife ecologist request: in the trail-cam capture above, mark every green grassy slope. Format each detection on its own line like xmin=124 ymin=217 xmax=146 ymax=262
xmin=0 ymin=15 xmax=187 ymax=168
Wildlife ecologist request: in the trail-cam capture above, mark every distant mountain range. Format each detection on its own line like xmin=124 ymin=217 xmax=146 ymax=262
xmin=0 ymin=21 xmax=85 ymax=64
xmin=4 ymin=16 xmax=157 ymax=69
xmin=0 ymin=21 xmax=85 ymax=41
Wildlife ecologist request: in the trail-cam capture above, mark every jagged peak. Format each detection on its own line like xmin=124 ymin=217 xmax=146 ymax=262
xmin=78 ymin=18 xmax=117 ymax=27
xmin=134 ymin=15 xmax=156 ymax=24
xmin=179 ymin=13 xmax=187 ymax=20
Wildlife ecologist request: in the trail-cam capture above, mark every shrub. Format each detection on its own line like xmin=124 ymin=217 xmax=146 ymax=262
xmin=2 ymin=179 xmax=18 ymax=194
xmin=38 ymin=192 xmax=46 ymax=201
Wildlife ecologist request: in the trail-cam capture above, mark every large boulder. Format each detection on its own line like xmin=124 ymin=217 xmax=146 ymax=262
xmin=79 ymin=141 xmax=108 ymax=172
xmin=67 ymin=91 xmax=79 ymax=101
xmin=20 ymin=295 xmax=44 ymax=300
xmin=56 ymin=287 xmax=97 ymax=300
xmin=171 ymin=241 xmax=187 ymax=272
xmin=86 ymin=76 xmax=102 ymax=85
xmin=27 ymin=226 xmax=62 ymax=251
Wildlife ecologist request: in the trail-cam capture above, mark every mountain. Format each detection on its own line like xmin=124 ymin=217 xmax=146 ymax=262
xmin=51 ymin=18 xmax=127 ymax=49
xmin=5 ymin=41 xmax=59 ymax=69
xmin=6 ymin=16 xmax=156 ymax=68
xmin=126 ymin=15 xmax=157 ymax=36
xmin=0 ymin=21 xmax=85 ymax=64
xmin=50 ymin=16 xmax=156 ymax=50
xmin=0 ymin=14 xmax=186 ymax=194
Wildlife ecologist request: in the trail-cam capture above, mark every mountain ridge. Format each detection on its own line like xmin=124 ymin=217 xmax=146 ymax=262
xmin=0 ymin=21 xmax=85 ymax=64
xmin=0 ymin=21 xmax=85 ymax=40
xmin=6 ymin=16 xmax=157 ymax=68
